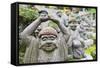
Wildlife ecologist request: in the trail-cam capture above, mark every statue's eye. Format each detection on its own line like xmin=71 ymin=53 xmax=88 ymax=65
xmin=49 ymin=37 xmax=55 ymax=40
xmin=42 ymin=37 xmax=47 ymax=41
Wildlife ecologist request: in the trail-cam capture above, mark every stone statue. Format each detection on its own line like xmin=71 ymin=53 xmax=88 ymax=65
xmin=67 ymin=17 xmax=86 ymax=59
xmin=20 ymin=10 xmax=70 ymax=63
xmin=56 ymin=10 xmax=69 ymax=27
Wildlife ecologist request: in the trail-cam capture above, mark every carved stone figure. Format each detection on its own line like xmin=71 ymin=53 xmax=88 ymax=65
xmin=68 ymin=17 xmax=86 ymax=59
xmin=20 ymin=10 xmax=70 ymax=63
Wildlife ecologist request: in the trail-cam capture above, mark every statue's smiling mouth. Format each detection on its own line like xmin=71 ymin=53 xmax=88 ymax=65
xmin=40 ymin=43 xmax=57 ymax=52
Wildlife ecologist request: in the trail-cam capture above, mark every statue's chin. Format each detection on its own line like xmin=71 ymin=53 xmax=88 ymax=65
xmin=40 ymin=44 xmax=57 ymax=52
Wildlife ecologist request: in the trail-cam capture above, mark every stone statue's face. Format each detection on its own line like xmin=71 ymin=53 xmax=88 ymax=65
xmin=69 ymin=21 xmax=78 ymax=31
xmin=65 ymin=10 xmax=71 ymax=15
xmin=39 ymin=35 xmax=57 ymax=52
xmin=40 ymin=12 xmax=48 ymax=20
xmin=80 ymin=22 xmax=89 ymax=31
xmin=72 ymin=8 xmax=79 ymax=13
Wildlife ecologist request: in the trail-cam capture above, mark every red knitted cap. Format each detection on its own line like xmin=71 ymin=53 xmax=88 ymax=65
xmin=38 ymin=27 xmax=57 ymax=38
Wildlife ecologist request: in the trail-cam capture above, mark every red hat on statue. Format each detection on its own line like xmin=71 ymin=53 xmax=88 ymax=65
xmin=38 ymin=27 xmax=57 ymax=38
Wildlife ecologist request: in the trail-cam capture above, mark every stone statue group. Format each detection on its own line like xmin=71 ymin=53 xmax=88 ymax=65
xmin=19 ymin=7 xmax=96 ymax=63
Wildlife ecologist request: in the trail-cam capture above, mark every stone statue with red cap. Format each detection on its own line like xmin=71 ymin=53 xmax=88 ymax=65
xmin=20 ymin=10 xmax=70 ymax=63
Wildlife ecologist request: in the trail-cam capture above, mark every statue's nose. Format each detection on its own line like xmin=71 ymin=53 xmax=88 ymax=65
xmin=47 ymin=42 xmax=52 ymax=45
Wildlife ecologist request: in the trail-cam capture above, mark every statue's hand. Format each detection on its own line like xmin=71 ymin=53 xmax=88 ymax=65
xmin=49 ymin=15 xmax=61 ymax=24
